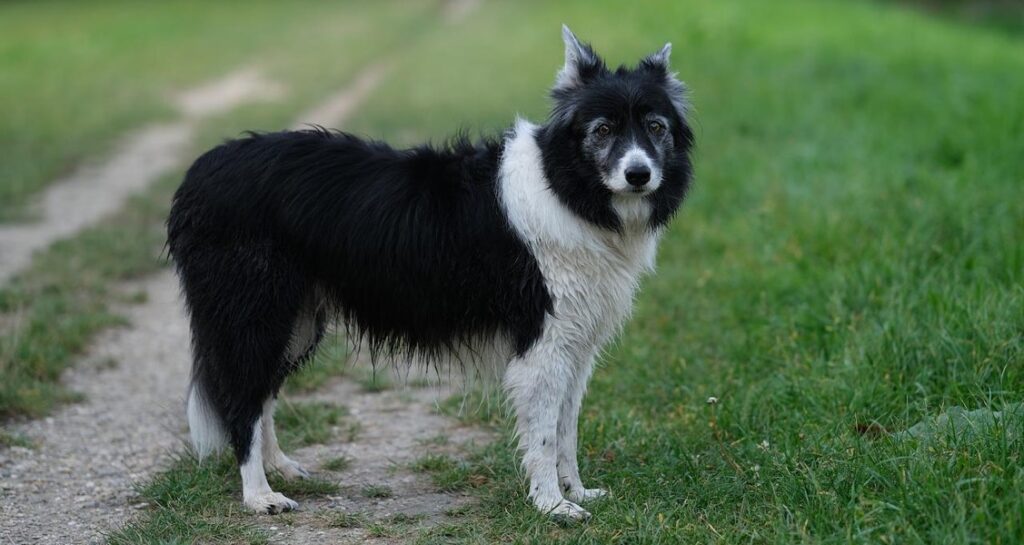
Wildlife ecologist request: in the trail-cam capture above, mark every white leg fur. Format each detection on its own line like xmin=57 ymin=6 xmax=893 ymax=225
xmin=556 ymin=352 xmax=607 ymax=503
xmin=261 ymin=398 xmax=309 ymax=480
xmin=241 ymin=415 xmax=298 ymax=514
xmin=504 ymin=332 xmax=591 ymax=520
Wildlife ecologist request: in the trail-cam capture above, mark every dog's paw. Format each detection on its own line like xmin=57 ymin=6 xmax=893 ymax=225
xmin=244 ymin=492 xmax=298 ymax=515
xmin=567 ymin=487 xmax=608 ymax=503
xmin=269 ymin=457 xmax=310 ymax=480
xmin=544 ymin=499 xmax=591 ymax=521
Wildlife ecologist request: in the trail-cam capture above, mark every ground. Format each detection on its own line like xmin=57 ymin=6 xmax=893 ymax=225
xmin=1 ymin=0 xmax=1022 ymax=544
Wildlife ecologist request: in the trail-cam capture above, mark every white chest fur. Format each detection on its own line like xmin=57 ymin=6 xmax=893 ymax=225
xmin=499 ymin=119 xmax=660 ymax=353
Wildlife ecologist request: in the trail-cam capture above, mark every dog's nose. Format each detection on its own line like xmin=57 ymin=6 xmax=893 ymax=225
xmin=625 ymin=165 xmax=651 ymax=187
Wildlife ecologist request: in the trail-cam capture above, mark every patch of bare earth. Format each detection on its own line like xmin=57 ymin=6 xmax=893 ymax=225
xmin=257 ymin=374 xmax=491 ymax=544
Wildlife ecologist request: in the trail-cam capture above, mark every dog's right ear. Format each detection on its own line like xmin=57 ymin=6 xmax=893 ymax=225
xmin=555 ymin=25 xmax=604 ymax=91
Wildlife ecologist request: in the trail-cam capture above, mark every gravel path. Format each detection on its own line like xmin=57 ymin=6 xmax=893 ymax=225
xmin=0 ymin=12 xmax=493 ymax=537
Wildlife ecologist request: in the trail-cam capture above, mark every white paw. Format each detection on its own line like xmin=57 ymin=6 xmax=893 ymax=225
xmin=268 ymin=456 xmax=310 ymax=480
xmin=543 ymin=499 xmax=591 ymax=521
xmin=244 ymin=491 xmax=298 ymax=514
xmin=567 ymin=487 xmax=608 ymax=503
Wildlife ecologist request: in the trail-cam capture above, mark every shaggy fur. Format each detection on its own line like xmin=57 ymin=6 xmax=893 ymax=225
xmin=167 ymin=26 xmax=693 ymax=518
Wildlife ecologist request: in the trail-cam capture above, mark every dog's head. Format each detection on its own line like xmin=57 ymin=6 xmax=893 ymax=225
xmin=537 ymin=26 xmax=694 ymax=231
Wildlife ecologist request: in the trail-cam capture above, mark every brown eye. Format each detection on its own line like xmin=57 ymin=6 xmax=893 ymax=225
xmin=649 ymin=120 xmax=666 ymax=135
xmin=595 ymin=123 xmax=611 ymax=137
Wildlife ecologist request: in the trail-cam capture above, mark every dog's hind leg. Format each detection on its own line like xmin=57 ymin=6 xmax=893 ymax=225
xmin=556 ymin=349 xmax=607 ymax=504
xmin=180 ymin=241 xmax=311 ymax=514
xmin=261 ymin=305 xmax=325 ymax=479
xmin=504 ymin=331 xmax=591 ymax=520
xmin=261 ymin=397 xmax=310 ymax=480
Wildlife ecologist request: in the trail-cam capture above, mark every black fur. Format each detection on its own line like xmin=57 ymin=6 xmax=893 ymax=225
xmin=167 ymin=130 xmax=551 ymax=462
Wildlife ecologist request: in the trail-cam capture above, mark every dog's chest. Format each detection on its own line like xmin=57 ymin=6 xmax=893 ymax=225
xmin=532 ymin=233 xmax=656 ymax=348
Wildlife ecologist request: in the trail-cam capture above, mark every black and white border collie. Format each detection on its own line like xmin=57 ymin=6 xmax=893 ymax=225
xmin=167 ymin=26 xmax=693 ymax=520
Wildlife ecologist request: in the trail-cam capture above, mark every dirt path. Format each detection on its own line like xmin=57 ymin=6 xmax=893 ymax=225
xmin=254 ymin=373 xmax=491 ymax=545
xmin=0 ymin=68 xmax=282 ymax=285
xmin=0 ymin=18 xmax=493 ymax=539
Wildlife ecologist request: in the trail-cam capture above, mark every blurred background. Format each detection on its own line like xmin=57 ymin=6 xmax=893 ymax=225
xmin=1 ymin=0 xmax=1022 ymax=543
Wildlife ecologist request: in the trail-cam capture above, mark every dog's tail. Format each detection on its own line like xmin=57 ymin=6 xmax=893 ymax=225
xmin=186 ymin=377 xmax=227 ymax=459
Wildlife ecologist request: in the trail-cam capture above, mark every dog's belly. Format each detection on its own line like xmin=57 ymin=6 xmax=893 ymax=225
xmin=334 ymin=318 xmax=516 ymax=381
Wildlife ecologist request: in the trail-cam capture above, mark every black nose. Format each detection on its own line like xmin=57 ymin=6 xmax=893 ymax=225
xmin=625 ymin=165 xmax=651 ymax=187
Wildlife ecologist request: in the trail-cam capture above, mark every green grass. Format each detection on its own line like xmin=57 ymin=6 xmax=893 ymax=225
xmin=0 ymin=429 xmax=32 ymax=449
xmin=358 ymin=368 xmax=393 ymax=393
xmin=325 ymin=511 xmax=368 ymax=529
xmin=438 ymin=388 xmax=508 ymax=428
xmin=341 ymin=0 xmax=1024 ymax=542
xmin=361 ymin=484 xmax=394 ymax=499
xmin=323 ymin=455 xmax=354 ymax=473
xmin=888 ymin=0 xmax=1024 ymax=35
xmin=106 ymin=453 xmax=338 ymax=545
xmin=413 ymin=453 xmax=480 ymax=492
xmin=274 ymin=400 xmax=347 ymax=451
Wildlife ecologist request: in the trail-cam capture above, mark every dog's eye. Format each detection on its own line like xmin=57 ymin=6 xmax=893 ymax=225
xmin=595 ymin=123 xmax=611 ymax=137
xmin=649 ymin=120 xmax=666 ymax=135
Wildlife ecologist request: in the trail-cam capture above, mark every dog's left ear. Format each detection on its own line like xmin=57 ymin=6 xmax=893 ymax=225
xmin=640 ymin=43 xmax=672 ymax=73
xmin=641 ymin=42 xmax=688 ymax=118
xmin=555 ymin=25 xmax=605 ymax=91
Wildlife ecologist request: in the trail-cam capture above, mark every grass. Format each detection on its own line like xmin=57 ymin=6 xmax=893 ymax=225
xmin=274 ymin=400 xmax=347 ymax=451
xmin=340 ymin=0 xmax=1024 ymax=542
xmin=413 ymin=453 xmax=481 ymax=492
xmin=437 ymin=388 xmax=507 ymax=428
xmin=361 ymin=484 xmax=394 ymax=499
xmin=888 ymin=0 xmax=1024 ymax=35
xmin=106 ymin=453 xmax=338 ymax=545
xmin=358 ymin=368 xmax=393 ymax=393
xmin=323 ymin=455 xmax=354 ymax=473
xmin=0 ymin=429 xmax=32 ymax=449
xmin=325 ymin=511 xmax=368 ymax=529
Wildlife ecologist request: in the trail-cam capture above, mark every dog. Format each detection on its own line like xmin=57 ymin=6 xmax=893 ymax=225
xmin=167 ymin=25 xmax=693 ymax=519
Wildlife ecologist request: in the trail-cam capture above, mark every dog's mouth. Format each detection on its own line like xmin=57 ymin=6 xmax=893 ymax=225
xmin=618 ymin=186 xmax=652 ymax=197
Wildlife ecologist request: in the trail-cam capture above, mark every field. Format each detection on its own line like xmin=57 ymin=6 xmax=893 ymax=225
xmin=1 ymin=0 xmax=1022 ymax=543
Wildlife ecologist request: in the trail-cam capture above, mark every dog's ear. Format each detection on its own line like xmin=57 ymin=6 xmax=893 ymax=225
xmin=555 ymin=25 xmax=604 ymax=90
xmin=640 ymin=43 xmax=672 ymax=73
xmin=641 ymin=42 xmax=688 ymax=118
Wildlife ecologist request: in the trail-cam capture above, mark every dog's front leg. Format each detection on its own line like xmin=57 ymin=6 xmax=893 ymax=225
xmin=556 ymin=351 xmax=607 ymax=504
xmin=504 ymin=339 xmax=591 ymax=520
